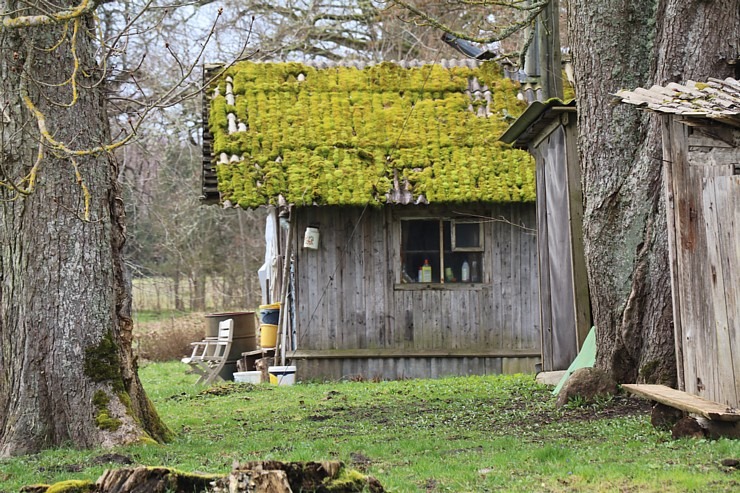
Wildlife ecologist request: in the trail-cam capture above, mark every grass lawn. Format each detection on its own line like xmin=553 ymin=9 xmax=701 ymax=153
xmin=1 ymin=362 xmax=739 ymax=492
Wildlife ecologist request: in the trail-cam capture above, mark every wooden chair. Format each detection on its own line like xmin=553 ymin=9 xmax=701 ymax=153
xmin=181 ymin=318 xmax=233 ymax=385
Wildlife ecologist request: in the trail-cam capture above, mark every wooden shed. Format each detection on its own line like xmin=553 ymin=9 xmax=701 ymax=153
xmin=202 ymin=60 xmax=541 ymax=381
xmin=499 ymin=99 xmax=591 ymax=371
xmin=617 ymin=78 xmax=740 ymax=408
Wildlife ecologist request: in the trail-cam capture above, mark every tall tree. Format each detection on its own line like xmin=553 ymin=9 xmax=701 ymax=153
xmin=570 ymin=0 xmax=740 ymax=384
xmin=0 ymin=1 xmax=171 ymax=456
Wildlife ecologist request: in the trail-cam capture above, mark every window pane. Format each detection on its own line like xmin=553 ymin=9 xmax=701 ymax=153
xmin=453 ymin=221 xmax=482 ymax=249
xmin=443 ymin=252 xmax=483 ymax=283
xmin=401 ymin=220 xmax=440 ymax=282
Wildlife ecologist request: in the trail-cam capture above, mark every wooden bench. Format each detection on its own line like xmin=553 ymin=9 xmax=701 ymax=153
xmin=622 ymin=384 xmax=740 ymax=421
xmin=182 ymin=318 xmax=233 ymax=385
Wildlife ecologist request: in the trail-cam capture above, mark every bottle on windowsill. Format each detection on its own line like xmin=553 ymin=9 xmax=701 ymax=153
xmin=461 ymin=260 xmax=470 ymax=282
xmin=471 ymin=259 xmax=479 ymax=283
xmin=421 ymin=259 xmax=432 ymax=283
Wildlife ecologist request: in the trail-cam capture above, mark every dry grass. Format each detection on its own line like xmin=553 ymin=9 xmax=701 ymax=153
xmin=132 ymin=312 xmax=206 ymax=362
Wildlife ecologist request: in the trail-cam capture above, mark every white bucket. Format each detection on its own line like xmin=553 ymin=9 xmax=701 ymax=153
xmin=303 ymin=227 xmax=320 ymax=249
xmin=233 ymin=371 xmax=262 ymax=384
xmin=268 ymin=366 xmax=297 ymax=386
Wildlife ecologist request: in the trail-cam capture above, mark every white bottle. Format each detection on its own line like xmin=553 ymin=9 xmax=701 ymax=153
xmin=461 ymin=260 xmax=470 ymax=282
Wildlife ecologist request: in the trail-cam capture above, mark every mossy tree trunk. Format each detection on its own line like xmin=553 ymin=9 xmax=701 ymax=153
xmin=0 ymin=2 xmax=171 ymax=456
xmin=569 ymin=0 xmax=739 ymax=384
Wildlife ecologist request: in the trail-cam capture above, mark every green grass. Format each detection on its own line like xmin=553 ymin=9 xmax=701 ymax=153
xmin=1 ymin=364 xmax=739 ymax=492
xmin=132 ymin=309 xmax=192 ymax=324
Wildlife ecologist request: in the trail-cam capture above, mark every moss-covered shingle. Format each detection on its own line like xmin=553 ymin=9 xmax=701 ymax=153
xmin=208 ymin=61 xmax=534 ymax=208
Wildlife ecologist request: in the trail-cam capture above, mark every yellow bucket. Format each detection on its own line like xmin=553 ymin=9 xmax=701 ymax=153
xmin=260 ymin=323 xmax=278 ymax=348
xmin=258 ymin=303 xmax=281 ymax=325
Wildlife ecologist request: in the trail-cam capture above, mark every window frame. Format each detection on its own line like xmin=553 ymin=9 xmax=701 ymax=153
xmin=397 ymin=213 xmax=486 ymax=288
xmin=451 ymin=219 xmax=484 ymax=252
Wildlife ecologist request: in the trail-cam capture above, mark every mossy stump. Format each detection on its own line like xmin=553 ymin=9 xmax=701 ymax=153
xmin=29 ymin=462 xmax=384 ymax=493
xmin=211 ymin=461 xmax=385 ymax=493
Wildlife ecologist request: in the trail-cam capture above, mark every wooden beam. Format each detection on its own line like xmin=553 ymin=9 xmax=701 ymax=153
xmin=287 ymin=348 xmax=541 ymax=359
xmin=622 ymin=384 xmax=740 ymax=422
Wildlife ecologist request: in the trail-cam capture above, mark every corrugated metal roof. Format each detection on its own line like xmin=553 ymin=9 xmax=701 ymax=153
xmin=615 ymin=77 xmax=740 ymax=127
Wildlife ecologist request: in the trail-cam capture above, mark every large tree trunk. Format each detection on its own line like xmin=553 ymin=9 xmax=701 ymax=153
xmin=569 ymin=0 xmax=740 ymax=384
xmin=0 ymin=4 xmax=171 ymax=456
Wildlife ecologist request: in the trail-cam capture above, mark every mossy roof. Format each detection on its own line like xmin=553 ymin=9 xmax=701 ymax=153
xmin=207 ymin=60 xmax=534 ymax=208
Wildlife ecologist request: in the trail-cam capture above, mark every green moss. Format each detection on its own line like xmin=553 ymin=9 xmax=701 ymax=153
xmin=639 ymin=359 xmax=660 ymax=382
xmin=209 ymin=61 xmax=534 ymax=208
xmin=92 ymin=390 xmax=122 ymax=432
xmin=117 ymin=391 xmax=132 ymax=410
xmin=45 ymin=480 xmax=96 ymax=493
xmin=141 ymin=394 xmax=175 ymax=442
xmin=92 ymin=390 xmax=109 ymax=408
xmin=83 ymin=331 xmax=123 ymax=391
xmin=95 ymin=411 xmax=122 ymax=432
xmin=136 ymin=435 xmax=159 ymax=446
xmin=324 ymin=468 xmax=369 ymax=491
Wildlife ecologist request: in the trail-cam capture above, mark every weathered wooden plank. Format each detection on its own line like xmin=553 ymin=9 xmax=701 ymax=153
xmin=480 ymin=213 xmax=494 ymax=349
xmin=687 ymin=125 xmax=740 ymax=148
xmin=563 ymin=116 xmax=591 ymax=351
xmin=490 ymin=205 xmax=503 ymax=350
xmin=388 ymin=208 xmax=403 ymax=348
xmin=485 ymin=357 xmax=503 ymax=375
xmin=702 ymin=177 xmax=739 ymax=407
xmin=399 ymin=291 xmax=414 ymax=349
xmin=436 ymin=290 xmax=449 ymax=350
xmin=622 ymin=384 xmax=740 ymax=422
xmin=509 ymin=204 xmax=522 ymax=350
xmin=424 ymin=290 xmax=441 ymax=349
xmin=502 ymin=356 xmax=537 ymax=374
xmin=383 ymin=208 xmax=397 ymax=348
xmin=289 ymin=348 xmax=541 ymax=358
xmin=500 ymin=207 xmax=514 ymax=349
xmin=725 ymin=178 xmax=740 ymax=406
xmin=480 ymin=287 xmax=494 ymax=350
xmin=469 ymin=288 xmax=482 ymax=348
xmin=535 ymin=154 xmax=554 ymax=369
xmin=518 ymin=204 xmax=531 ymax=349
xmin=370 ymin=208 xmax=385 ymax=347
xmin=670 ymin=120 xmax=710 ymax=399
xmin=295 ymin=211 xmax=319 ymax=349
xmin=661 ymin=115 xmax=685 ymax=391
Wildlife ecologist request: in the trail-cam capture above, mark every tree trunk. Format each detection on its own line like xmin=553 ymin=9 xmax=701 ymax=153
xmin=193 ymin=273 xmax=206 ymax=311
xmin=569 ymin=0 xmax=740 ymax=384
xmin=173 ymin=266 xmax=184 ymax=311
xmin=0 ymin=4 xmax=171 ymax=456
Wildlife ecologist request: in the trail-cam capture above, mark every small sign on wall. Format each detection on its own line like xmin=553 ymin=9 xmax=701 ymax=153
xmin=303 ymin=227 xmax=320 ymax=249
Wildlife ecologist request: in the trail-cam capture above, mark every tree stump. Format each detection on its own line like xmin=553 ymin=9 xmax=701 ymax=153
xmin=96 ymin=467 xmax=218 ymax=493
xmin=651 ymin=403 xmax=686 ymax=430
xmin=31 ymin=462 xmax=385 ymax=493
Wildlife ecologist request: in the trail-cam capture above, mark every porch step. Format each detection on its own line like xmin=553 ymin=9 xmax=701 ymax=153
xmin=622 ymin=384 xmax=740 ymax=422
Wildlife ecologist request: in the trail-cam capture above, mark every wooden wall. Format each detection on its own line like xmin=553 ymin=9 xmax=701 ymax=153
xmin=664 ymin=119 xmax=740 ymax=407
xmin=289 ymin=203 xmax=540 ymax=381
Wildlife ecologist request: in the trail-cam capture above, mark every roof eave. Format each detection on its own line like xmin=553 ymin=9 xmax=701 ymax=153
xmin=498 ymin=99 xmax=576 ymax=148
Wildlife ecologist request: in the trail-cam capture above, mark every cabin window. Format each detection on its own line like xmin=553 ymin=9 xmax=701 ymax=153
xmin=400 ymin=218 xmax=483 ymax=284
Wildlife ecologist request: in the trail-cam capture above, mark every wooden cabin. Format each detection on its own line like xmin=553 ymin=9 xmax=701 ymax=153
xmin=617 ymin=77 xmax=740 ymax=408
xmin=499 ymin=100 xmax=591 ymax=372
xmin=201 ymin=60 xmax=541 ymax=381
